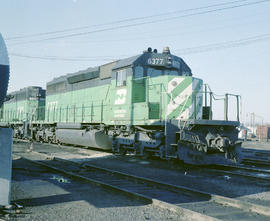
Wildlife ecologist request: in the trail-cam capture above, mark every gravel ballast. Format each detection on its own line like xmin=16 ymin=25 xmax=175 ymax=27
xmin=3 ymin=156 xmax=187 ymax=221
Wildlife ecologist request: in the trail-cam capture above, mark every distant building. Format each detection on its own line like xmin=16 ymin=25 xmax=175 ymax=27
xmin=256 ymin=125 xmax=270 ymax=140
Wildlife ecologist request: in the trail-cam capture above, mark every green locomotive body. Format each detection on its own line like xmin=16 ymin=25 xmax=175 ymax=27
xmin=45 ymin=52 xmax=202 ymax=126
xmin=1 ymin=47 xmax=242 ymax=164
xmin=0 ymin=86 xmax=45 ymax=123
xmin=0 ymin=86 xmax=45 ymax=138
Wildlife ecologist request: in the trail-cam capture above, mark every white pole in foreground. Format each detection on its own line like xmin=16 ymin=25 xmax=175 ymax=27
xmin=0 ymin=33 xmax=12 ymax=207
xmin=0 ymin=128 xmax=13 ymax=206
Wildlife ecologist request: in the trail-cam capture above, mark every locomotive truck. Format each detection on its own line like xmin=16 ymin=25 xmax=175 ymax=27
xmin=0 ymin=47 xmax=242 ymax=164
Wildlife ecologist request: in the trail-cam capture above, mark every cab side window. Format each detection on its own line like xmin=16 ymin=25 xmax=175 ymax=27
xmin=116 ymin=69 xmax=127 ymax=87
xmin=116 ymin=69 xmax=127 ymax=86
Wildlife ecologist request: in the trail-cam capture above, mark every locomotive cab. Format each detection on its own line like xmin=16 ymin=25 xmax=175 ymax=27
xmin=110 ymin=47 xmax=202 ymax=126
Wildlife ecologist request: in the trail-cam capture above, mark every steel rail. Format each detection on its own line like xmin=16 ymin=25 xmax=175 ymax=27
xmin=14 ymin=153 xmax=219 ymax=221
xmin=52 ymin=157 xmax=270 ymax=217
xmin=15 ymin=150 xmax=270 ymax=219
xmin=203 ymin=164 xmax=270 ymax=182
xmin=242 ymin=158 xmax=270 ymax=167
xmin=14 ymin=139 xmax=270 ymax=181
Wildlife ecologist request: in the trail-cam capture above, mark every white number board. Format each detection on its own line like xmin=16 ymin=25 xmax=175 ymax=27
xmin=147 ymin=58 xmax=164 ymax=66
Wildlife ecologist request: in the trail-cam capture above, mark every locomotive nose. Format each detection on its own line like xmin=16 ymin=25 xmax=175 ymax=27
xmin=0 ymin=33 xmax=9 ymax=106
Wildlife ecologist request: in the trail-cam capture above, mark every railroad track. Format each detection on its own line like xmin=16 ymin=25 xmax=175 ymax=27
xmin=14 ymin=138 xmax=270 ymax=169
xmin=203 ymin=163 xmax=270 ymax=182
xmin=13 ymin=151 xmax=270 ymax=221
xmin=14 ymin=139 xmax=270 ymax=183
xmin=241 ymin=149 xmax=270 ymax=166
xmin=242 ymin=149 xmax=270 ymax=156
xmin=242 ymin=158 xmax=270 ymax=168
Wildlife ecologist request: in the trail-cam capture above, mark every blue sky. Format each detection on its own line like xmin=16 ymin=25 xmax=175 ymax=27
xmin=0 ymin=0 xmax=269 ymax=123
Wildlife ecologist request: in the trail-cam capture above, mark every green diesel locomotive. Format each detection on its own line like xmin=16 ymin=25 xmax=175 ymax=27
xmin=1 ymin=47 xmax=242 ymax=164
xmin=0 ymin=86 xmax=46 ymax=137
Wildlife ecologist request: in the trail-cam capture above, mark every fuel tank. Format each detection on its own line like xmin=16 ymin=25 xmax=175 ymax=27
xmin=56 ymin=129 xmax=112 ymax=150
xmin=0 ymin=33 xmax=9 ymax=106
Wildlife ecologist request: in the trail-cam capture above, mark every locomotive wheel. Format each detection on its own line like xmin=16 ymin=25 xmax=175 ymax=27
xmin=225 ymin=145 xmax=242 ymax=163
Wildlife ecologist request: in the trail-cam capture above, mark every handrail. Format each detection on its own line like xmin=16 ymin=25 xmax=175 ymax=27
xmin=204 ymin=83 xmax=241 ymax=122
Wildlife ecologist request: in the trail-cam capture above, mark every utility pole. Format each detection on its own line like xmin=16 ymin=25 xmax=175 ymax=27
xmin=249 ymin=112 xmax=264 ymax=141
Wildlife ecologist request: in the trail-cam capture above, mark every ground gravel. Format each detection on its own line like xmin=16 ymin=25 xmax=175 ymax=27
xmin=1 ymin=155 xmax=190 ymax=221
xmin=8 ymin=140 xmax=270 ymax=220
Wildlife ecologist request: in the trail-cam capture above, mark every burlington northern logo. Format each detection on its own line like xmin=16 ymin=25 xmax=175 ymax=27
xmin=114 ymin=89 xmax=127 ymax=105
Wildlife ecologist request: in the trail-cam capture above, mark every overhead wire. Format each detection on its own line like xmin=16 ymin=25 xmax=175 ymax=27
xmin=8 ymin=53 xmax=119 ymax=62
xmin=176 ymin=33 xmax=270 ymax=55
xmin=8 ymin=0 xmax=270 ymax=45
xmin=5 ymin=0 xmax=254 ymax=41
xmin=9 ymin=33 xmax=270 ymax=61
xmin=67 ymin=13 xmax=270 ymax=45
